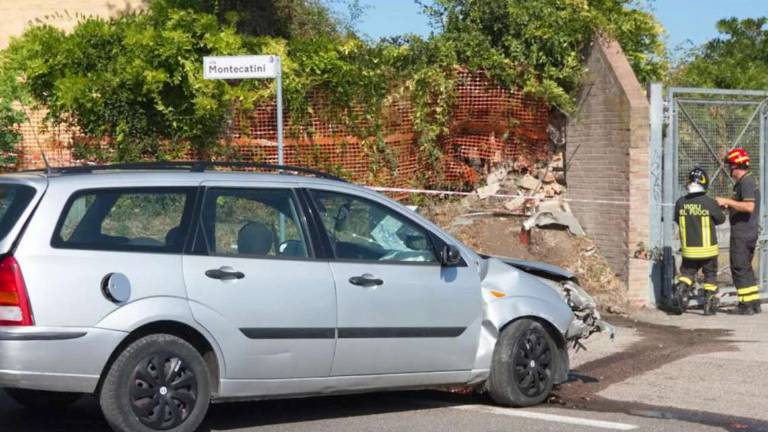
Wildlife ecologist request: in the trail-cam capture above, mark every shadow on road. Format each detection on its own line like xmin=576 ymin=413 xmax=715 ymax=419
xmin=0 ymin=390 xmax=472 ymax=432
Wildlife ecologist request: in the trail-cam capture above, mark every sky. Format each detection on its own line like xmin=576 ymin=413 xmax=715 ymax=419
xmin=351 ymin=0 xmax=768 ymax=51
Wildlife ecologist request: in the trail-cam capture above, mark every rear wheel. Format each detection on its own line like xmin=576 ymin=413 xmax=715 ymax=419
xmin=4 ymin=388 xmax=81 ymax=410
xmin=99 ymin=334 xmax=210 ymax=432
xmin=487 ymin=319 xmax=558 ymax=407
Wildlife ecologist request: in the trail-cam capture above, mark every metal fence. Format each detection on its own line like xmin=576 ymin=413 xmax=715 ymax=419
xmin=660 ymin=87 xmax=768 ymax=302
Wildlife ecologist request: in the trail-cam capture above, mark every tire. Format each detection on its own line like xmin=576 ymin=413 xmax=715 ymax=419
xmin=4 ymin=388 xmax=81 ymax=410
xmin=487 ymin=319 xmax=558 ymax=407
xmin=99 ymin=334 xmax=211 ymax=432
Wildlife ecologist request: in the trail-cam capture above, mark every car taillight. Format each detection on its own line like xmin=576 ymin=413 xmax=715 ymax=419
xmin=0 ymin=256 xmax=33 ymax=326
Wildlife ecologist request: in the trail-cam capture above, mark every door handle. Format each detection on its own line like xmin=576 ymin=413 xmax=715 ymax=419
xmin=205 ymin=267 xmax=245 ymax=281
xmin=349 ymin=274 xmax=384 ymax=287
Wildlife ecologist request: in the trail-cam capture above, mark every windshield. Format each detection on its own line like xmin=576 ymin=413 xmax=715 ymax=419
xmin=0 ymin=184 xmax=36 ymax=243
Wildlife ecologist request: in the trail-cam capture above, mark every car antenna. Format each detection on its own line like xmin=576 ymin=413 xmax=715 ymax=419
xmin=19 ymin=102 xmax=52 ymax=174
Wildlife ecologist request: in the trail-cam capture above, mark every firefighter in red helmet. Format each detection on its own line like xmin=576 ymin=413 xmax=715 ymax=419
xmin=716 ymin=148 xmax=762 ymax=314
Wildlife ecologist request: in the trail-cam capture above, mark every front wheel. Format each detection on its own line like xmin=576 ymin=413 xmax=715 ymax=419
xmin=4 ymin=388 xmax=81 ymax=410
xmin=487 ymin=319 xmax=559 ymax=407
xmin=99 ymin=334 xmax=211 ymax=432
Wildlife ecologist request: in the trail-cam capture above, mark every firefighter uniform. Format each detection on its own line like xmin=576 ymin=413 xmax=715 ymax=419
xmin=674 ymin=191 xmax=726 ymax=294
xmin=730 ymin=172 xmax=761 ymax=306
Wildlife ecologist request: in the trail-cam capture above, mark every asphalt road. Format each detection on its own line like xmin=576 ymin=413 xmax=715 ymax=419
xmin=2 ymin=308 xmax=767 ymax=432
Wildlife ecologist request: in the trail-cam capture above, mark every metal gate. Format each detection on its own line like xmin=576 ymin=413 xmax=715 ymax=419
xmin=661 ymin=87 xmax=768 ymax=303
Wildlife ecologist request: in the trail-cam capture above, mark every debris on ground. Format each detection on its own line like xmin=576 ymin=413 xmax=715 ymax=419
xmin=418 ymin=153 xmax=629 ymax=313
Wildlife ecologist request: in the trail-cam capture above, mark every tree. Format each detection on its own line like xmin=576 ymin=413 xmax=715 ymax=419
xmin=0 ymin=60 xmax=27 ymax=165
xmin=147 ymin=0 xmax=355 ymax=38
xmin=673 ymin=17 xmax=768 ymax=89
xmin=418 ymin=0 xmax=667 ymax=109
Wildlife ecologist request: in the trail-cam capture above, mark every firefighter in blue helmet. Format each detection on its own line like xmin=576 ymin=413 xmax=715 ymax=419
xmin=674 ymin=167 xmax=726 ymax=315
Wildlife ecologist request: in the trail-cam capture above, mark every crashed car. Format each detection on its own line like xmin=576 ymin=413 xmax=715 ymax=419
xmin=0 ymin=162 xmax=611 ymax=432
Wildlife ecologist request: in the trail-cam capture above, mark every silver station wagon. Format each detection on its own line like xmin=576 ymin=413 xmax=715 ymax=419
xmin=0 ymin=162 xmax=611 ymax=432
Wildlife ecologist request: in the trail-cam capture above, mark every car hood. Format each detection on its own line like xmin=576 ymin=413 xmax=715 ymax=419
xmin=480 ymin=254 xmax=575 ymax=281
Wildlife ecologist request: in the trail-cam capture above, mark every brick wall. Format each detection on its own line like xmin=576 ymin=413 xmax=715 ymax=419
xmin=566 ymin=38 xmax=651 ymax=304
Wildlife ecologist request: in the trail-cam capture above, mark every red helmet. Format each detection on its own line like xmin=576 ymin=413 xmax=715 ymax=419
xmin=725 ymin=148 xmax=750 ymax=167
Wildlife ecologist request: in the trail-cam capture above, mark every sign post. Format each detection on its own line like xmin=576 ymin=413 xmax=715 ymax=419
xmin=203 ymin=55 xmax=283 ymax=164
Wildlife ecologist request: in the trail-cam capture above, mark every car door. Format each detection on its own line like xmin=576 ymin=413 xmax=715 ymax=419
xmin=306 ymin=187 xmax=483 ymax=376
xmin=183 ymin=182 xmax=337 ymax=380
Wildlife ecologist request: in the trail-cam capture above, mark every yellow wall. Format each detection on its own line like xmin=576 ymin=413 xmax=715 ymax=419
xmin=0 ymin=0 xmax=144 ymax=48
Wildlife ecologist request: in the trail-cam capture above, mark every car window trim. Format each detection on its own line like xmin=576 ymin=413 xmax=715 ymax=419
xmin=190 ymin=186 xmax=319 ymax=261
xmin=304 ymin=188 xmax=443 ymax=266
xmin=50 ymin=186 xmax=197 ymax=255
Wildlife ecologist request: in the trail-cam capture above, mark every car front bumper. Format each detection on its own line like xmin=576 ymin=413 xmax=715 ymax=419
xmin=0 ymin=327 xmax=126 ymax=393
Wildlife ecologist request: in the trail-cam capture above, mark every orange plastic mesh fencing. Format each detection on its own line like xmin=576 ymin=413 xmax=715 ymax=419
xmin=14 ymin=71 xmax=550 ymax=188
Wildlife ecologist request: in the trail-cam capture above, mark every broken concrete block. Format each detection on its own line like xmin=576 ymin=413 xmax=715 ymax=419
xmin=543 ymin=172 xmax=556 ymax=183
xmin=476 ymin=182 xmax=500 ymax=199
xmin=517 ymin=174 xmax=539 ymax=190
xmin=522 ymin=209 xmax=585 ymax=236
xmin=504 ymin=197 xmax=526 ymax=212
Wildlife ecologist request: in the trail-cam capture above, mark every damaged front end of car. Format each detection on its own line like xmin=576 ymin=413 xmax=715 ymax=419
xmin=493 ymin=257 xmax=615 ymax=350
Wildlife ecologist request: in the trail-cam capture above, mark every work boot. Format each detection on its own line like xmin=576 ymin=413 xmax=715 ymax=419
xmin=703 ymin=296 xmax=718 ymax=316
xmin=752 ymin=301 xmax=762 ymax=314
xmin=737 ymin=302 xmax=755 ymax=315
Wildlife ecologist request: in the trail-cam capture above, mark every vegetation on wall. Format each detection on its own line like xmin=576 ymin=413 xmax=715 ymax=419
xmin=0 ymin=63 xmax=27 ymax=165
xmin=419 ymin=0 xmax=667 ymax=110
xmin=0 ymin=0 xmax=667 ymax=180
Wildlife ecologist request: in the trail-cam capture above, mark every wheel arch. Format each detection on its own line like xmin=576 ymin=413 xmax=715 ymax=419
xmin=96 ymin=320 xmax=222 ymax=397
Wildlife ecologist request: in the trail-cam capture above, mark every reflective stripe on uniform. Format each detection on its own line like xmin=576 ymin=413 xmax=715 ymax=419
xmin=737 ymin=285 xmax=760 ymax=303
xmin=680 ymin=216 xmax=687 ymax=249
xmin=678 ymin=276 xmax=693 ymax=285
xmin=702 ymin=283 xmax=718 ymax=292
xmin=702 ymin=216 xmax=710 ymax=247
xmin=681 ymin=244 xmax=719 ymax=258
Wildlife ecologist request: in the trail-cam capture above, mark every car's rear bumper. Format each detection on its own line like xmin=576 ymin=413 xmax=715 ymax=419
xmin=0 ymin=327 xmax=126 ymax=393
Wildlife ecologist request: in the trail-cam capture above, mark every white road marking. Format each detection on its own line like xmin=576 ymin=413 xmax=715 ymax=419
xmin=391 ymin=397 xmax=637 ymax=431
xmin=450 ymin=404 xmax=638 ymax=431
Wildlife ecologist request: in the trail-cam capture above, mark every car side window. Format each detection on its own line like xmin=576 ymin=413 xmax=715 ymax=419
xmin=53 ymin=188 xmax=194 ymax=253
xmin=309 ymin=190 xmax=437 ymax=263
xmin=201 ymin=188 xmax=309 ymax=258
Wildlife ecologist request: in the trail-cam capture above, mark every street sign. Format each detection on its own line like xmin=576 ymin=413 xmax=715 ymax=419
xmin=203 ymin=55 xmax=284 ymax=166
xmin=203 ymin=55 xmax=279 ymax=80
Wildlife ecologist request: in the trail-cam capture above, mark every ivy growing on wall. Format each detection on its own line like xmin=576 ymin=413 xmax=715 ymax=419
xmin=0 ymin=0 xmax=667 ymax=182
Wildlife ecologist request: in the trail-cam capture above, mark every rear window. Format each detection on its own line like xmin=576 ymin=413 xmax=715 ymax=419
xmin=52 ymin=188 xmax=195 ymax=253
xmin=0 ymin=185 xmax=36 ymax=242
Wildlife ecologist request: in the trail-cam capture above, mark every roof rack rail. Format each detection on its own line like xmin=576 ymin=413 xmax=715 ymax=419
xmin=27 ymin=161 xmax=347 ymax=182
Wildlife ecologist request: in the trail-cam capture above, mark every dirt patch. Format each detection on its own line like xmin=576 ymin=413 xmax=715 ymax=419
xmin=550 ymin=317 xmax=768 ymax=432
xmin=420 ymin=196 xmax=629 ymax=312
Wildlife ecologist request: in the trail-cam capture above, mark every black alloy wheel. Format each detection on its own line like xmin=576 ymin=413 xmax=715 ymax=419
xmin=99 ymin=334 xmax=210 ymax=432
xmin=511 ymin=328 xmax=552 ymax=398
xmin=487 ymin=318 xmax=558 ymax=407
xmin=129 ymin=353 xmax=199 ymax=430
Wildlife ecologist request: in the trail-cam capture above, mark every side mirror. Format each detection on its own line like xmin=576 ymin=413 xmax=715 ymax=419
xmin=439 ymin=244 xmax=462 ymax=267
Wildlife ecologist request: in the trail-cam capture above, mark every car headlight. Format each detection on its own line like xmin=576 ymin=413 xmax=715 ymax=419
xmin=563 ymin=280 xmax=597 ymax=311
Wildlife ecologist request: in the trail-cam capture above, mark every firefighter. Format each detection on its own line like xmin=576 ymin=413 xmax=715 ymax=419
xmin=674 ymin=167 xmax=726 ymax=315
xmin=717 ymin=148 xmax=762 ymax=315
